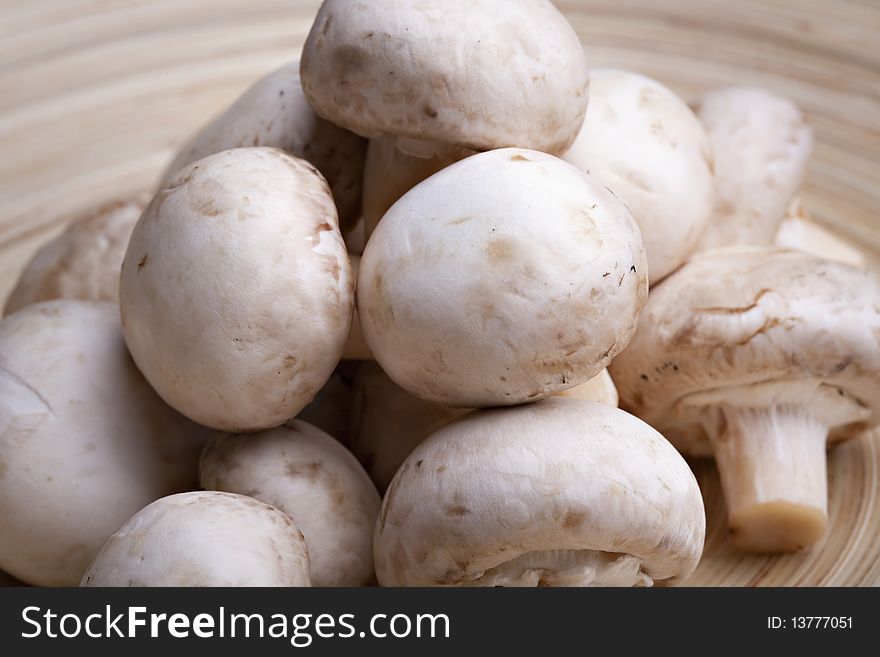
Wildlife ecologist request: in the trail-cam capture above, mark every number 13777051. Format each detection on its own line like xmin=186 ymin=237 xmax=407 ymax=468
xmin=768 ymin=617 xmax=853 ymax=629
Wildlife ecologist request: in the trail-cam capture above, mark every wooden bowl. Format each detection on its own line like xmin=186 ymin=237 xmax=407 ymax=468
xmin=1 ymin=0 xmax=877 ymax=585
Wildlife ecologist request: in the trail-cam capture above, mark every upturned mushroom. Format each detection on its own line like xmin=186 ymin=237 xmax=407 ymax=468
xmin=4 ymin=198 xmax=144 ymax=317
xmin=81 ymin=492 xmax=311 ymax=587
xmin=0 ymin=301 xmax=211 ymax=585
xmin=610 ymin=247 xmax=880 ymax=552
xmin=120 ymin=147 xmax=354 ymax=431
xmin=300 ymin=0 xmax=589 ymax=158
xmin=351 ymin=363 xmax=618 ymax=493
xmin=374 ymin=396 xmax=705 ymax=586
xmin=563 ymin=69 xmax=714 ymax=283
xmin=199 ymin=420 xmax=380 ymax=587
xmin=160 ymin=61 xmax=366 ymax=231
xmin=693 ymin=87 xmax=813 ymax=249
xmin=775 ymin=198 xmax=866 ymax=269
xmin=358 ymin=148 xmax=647 ymax=408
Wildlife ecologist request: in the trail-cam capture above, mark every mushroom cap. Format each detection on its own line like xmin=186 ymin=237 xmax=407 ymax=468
xmin=374 ymin=396 xmax=705 ymax=586
xmin=350 ymin=362 xmax=469 ymax=493
xmin=0 ymin=301 xmax=211 ymax=586
xmin=694 ymin=87 xmax=813 ymax=249
xmin=199 ymin=420 xmax=380 ymax=587
xmin=81 ymin=491 xmax=310 ymax=587
xmin=4 ymin=198 xmax=144 ymax=317
xmin=300 ymin=0 xmax=589 ymax=155
xmin=358 ymin=148 xmax=648 ymax=408
xmin=563 ymin=69 xmax=714 ymax=283
xmin=361 ymin=138 xmax=473 ymax=241
xmin=610 ymin=247 xmax=880 ymax=455
xmin=160 ymin=61 xmax=366 ymax=231
xmin=120 ymin=147 xmax=354 ymax=431
xmin=774 ymin=198 xmax=867 ymax=269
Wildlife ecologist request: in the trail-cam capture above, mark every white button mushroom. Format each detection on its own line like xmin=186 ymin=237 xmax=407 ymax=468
xmin=610 ymin=247 xmax=880 ymax=552
xmin=352 ymin=363 xmax=619 ymax=494
xmin=160 ymin=61 xmax=366 ymax=232
xmin=374 ymin=397 xmax=705 ymax=586
xmin=693 ymin=87 xmax=813 ymax=249
xmin=4 ymin=198 xmax=144 ymax=317
xmin=199 ymin=420 xmax=380 ymax=587
xmin=300 ymin=0 xmax=589 ymax=157
xmin=81 ymin=492 xmax=311 ymax=587
xmin=361 ymin=138 xmax=473 ymax=242
xmin=358 ymin=148 xmax=647 ymax=408
xmin=774 ymin=198 xmax=867 ymax=269
xmin=563 ymin=69 xmax=714 ymax=283
xmin=120 ymin=147 xmax=354 ymax=432
xmin=0 ymin=301 xmax=212 ymax=586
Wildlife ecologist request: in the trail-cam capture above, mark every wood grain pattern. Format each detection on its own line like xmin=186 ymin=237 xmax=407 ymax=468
xmin=0 ymin=0 xmax=877 ymax=585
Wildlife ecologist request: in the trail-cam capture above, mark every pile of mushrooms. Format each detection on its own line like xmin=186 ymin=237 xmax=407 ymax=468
xmin=1 ymin=0 xmax=877 ymax=587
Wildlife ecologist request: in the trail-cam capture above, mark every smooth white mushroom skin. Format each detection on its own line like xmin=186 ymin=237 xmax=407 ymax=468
xmin=0 ymin=301 xmax=212 ymax=586
xmin=774 ymin=198 xmax=866 ymax=269
xmin=694 ymin=87 xmax=813 ymax=249
xmin=160 ymin=61 xmax=366 ymax=232
xmin=300 ymin=0 xmax=589 ymax=155
xmin=611 ymin=247 xmax=880 ymax=552
xmin=199 ymin=421 xmax=380 ymax=587
xmin=120 ymin=147 xmax=354 ymax=432
xmin=358 ymin=148 xmax=648 ymax=408
xmin=81 ymin=492 xmax=311 ymax=587
xmin=344 ymin=256 xmax=373 ymax=360
xmin=563 ymin=69 xmax=714 ymax=283
xmin=374 ymin=397 xmax=706 ymax=587
xmin=362 ymin=138 xmax=473 ymax=241
xmin=4 ymin=198 xmax=144 ymax=317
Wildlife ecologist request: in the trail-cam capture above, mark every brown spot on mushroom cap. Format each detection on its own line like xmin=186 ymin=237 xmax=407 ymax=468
xmin=562 ymin=510 xmax=586 ymax=529
xmin=445 ymin=505 xmax=470 ymax=517
xmin=485 ymin=238 xmax=518 ymax=261
xmin=287 ymin=460 xmax=322 ymax=480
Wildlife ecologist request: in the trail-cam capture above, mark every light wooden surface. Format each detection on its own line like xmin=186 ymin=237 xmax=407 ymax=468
xmin=0 ymin=0 xmax=878 ymax=586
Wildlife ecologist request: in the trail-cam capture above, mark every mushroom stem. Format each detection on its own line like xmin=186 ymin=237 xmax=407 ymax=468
xmin=393 ymin=136 xmax=456 ymax=160
xmin=709 ymin=405 xmax=828 ymax=552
